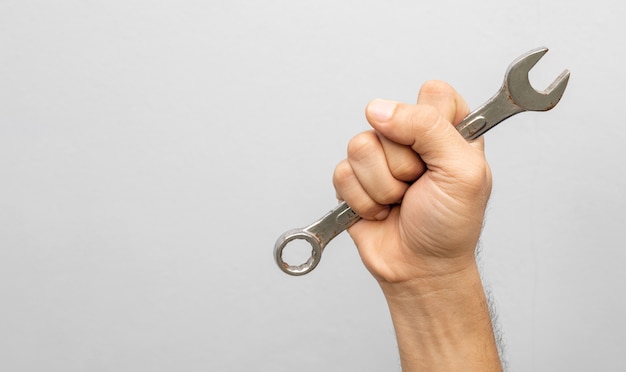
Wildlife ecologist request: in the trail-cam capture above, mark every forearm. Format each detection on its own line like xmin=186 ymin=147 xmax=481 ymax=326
xmin=380 ymin=263 xmax=502 ymax=372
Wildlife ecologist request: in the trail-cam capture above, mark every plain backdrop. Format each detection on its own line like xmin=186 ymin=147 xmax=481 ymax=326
xmin=1 ymin=1 xmax=624 ymax=371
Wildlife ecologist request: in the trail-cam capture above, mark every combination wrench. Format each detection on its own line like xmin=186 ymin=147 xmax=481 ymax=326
xmin=275 ymin=47 xmax=570 ymax=276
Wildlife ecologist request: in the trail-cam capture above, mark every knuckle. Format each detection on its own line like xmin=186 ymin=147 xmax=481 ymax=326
xmin=419 ymin=80 xmax=456 ymax=98
xmin=412 ymin=103 xmax=443 ymax=128
xmin=408 ymin=104 xmax=449 ymax=142
xmin=347 ymin=131 xmax=376 ymax=161
xmin=332 ymin=160 xmax=353 ymax=187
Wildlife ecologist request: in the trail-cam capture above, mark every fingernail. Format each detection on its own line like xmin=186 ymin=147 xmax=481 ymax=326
xmin=368 ymin=99 xmax=396 ymax=123
xmin=375 ymin=208 xmax=390 ymax=221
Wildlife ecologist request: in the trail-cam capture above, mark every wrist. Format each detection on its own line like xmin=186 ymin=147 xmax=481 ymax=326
xmin=380 ymin=262 xmax=502 ymax=371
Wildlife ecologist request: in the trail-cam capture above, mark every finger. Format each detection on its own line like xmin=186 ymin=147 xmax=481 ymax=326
xmin=376 ymin=132 xmax=426 ymax=182
xmin=365 ymin=99 xmax=469 ymax=168
xmin=333 ymin=159 xmax=390 ymax=220
xmin=346 ymin=131 xmax=409 ymax=205
xmin=417 ymin=80 xmax=470 ymax=125
xmin=417 ymin=80 xmax=486 ymax=152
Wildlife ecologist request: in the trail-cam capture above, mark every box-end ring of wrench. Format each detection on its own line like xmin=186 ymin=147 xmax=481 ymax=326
xmin=275 ymin=47 xmax=570 ymax=276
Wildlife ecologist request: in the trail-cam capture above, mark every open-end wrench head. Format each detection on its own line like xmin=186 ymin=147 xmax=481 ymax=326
xmin=505 ymin=47 xmax=570 ymax=112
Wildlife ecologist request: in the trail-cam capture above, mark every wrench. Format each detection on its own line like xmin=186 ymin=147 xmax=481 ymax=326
xmin=275 ymin=47 xmax=570 ymax=276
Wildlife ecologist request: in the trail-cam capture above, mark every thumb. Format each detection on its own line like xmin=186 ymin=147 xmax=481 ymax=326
xmin=365 ymin=99 xmax=470 ymax=169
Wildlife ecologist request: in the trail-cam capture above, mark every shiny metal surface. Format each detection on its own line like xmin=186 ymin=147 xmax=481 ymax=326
xmin=456 ymin=47 xmax=570 ymax=140
xmin=274 ymin=201 xmax=359 ymax=275
xmin=275 ymin=47 xmax=570 ymax=276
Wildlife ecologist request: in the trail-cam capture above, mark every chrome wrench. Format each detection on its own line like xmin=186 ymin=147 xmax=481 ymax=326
xmin=275 ymin=47 xmax=570 ymax=276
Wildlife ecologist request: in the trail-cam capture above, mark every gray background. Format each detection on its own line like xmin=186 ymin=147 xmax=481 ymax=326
xmin=1 ymin=1 xmax=624 ymax=371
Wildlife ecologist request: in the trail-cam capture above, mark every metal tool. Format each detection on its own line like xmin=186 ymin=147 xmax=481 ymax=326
xmin=275 ymin=47 xmax=570 ymax=276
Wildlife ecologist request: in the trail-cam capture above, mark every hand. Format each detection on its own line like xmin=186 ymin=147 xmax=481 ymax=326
xmin=333 ymin=80 xmax=492 ymax=284
xmin=333 ymin=81 xmax=501 ymax=371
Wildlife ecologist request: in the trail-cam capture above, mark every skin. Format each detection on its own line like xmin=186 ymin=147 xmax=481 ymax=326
xmin=333 ymin=81 xmax=502 ymax=371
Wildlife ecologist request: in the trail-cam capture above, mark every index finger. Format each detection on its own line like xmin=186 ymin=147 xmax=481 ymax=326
xmin=417 ymin=80 xmax=485 ymax=151
xmin=416 ymin=80 xmax=469 ymax=125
